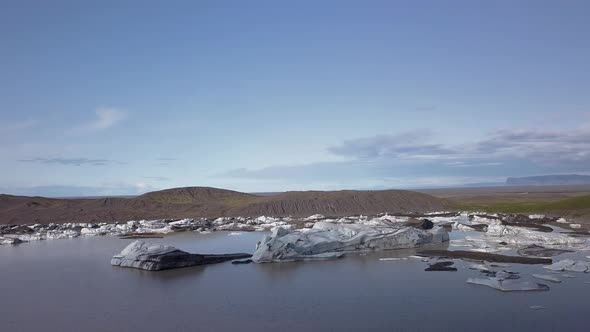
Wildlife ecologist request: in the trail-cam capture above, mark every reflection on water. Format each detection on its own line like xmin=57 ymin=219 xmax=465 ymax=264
xmin=1 ymin=231 xmax=589 ymax=332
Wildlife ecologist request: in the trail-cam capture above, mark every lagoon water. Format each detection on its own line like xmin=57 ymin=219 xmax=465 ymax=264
xmin=1 ymin=231 xmax=589 ymax=332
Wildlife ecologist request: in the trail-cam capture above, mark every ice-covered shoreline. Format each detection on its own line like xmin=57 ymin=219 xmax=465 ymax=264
xmin=0 ymin=215 xmax=296 ymax=245
xmin=1 ymin=212 xmax=588 ymax=250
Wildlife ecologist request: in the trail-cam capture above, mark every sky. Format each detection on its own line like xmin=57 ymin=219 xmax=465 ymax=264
xmin=1 ymin=0 xmax=589 ymax=196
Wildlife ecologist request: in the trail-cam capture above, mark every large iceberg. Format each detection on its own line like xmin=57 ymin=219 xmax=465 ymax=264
xmin=251 ymin=221 xmax=449 ymax=263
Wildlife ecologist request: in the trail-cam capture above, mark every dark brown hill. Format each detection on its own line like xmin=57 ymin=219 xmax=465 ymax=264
xmin=0 ymin=187 xmax=448 ymax=225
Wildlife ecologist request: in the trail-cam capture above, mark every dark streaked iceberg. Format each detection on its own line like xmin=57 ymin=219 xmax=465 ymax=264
xmin=111 ymin=240 xmax=251 ymax=271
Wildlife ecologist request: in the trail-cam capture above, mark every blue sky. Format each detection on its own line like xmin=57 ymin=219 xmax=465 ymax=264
xmin=1 ymin=0 xmax=589 ymax=196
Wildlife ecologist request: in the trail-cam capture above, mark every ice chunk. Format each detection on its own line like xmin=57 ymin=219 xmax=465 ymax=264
xmin=467 ymin=277 xmax=549 ymax=292
xmin=469 ymin=264 xmax=491 ymax=272
xmin=532 ymin=274 xmax=561 ymax=283
xmin=304 ymin=214 xmax=326 ymax=221
xmin=1 ymin=237 xmax=24 ymax=245
xmin=529 ymin=305 xmax=548 ymax=310
xmin=529 ymin=214 xmax=545 ymax=219
xmin=544 ymin=259 xmax=590 ymax=273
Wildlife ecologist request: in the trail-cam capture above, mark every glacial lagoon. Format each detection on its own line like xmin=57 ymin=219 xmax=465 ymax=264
xmin=2 ymin=229 xmax=590 ymax=332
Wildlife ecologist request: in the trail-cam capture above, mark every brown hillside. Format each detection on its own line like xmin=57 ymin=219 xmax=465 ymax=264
xmin=0 ymin=187 xmax=448 ymax=225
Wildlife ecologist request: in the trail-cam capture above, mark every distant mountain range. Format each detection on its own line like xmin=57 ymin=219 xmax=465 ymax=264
xmin=506 ymin=175 xmax=590 ymax=186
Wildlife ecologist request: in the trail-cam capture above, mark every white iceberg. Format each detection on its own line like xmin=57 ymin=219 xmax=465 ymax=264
xmin=251 ymin=221 xmax=449 ymax=263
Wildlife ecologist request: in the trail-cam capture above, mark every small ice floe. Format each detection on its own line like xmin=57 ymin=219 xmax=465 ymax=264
xmin=449 ymin=239 xmax=472 ymax=248
xmin=529 ymin=305 xmax=548 ymax=310
xmin=556 ymin=218 xmax=568 ymax=224
xmin=467 ymin=278 xmax=549 ymax=292
xmin=544 ymin=259 xmax=590 ymax=273
xmin=494 ymin=271 xmax=520 ymax=279
xmin=562 ymin=274 xmax=576 ymax=278
xmin=425 ymin=261 xmax=457 ymax=272
xmin=529 ymin=214 xmax=545 ymax=220
xmin=408 ymin=255 xmax=424 ymax=259
xmin=532 ymin=274 xmax=561 ymax=283
xmin=0 ymin=237 xmax=24 ymax=245
xmin=379 ymin=257 xmax=403 ymax=261
xmin=570 ymin=224 xmax=582 ymax=229
xmin=517 ymin=244 xmax=573 ymax=257
xmin=469 ymin=264 xmax=491 ymax=272
xmin=469 ymin=263 xmax=520 ymax=279
xmin=469 ymin=248 xmax=500 ymax=253
xmin=227 ymin=232 xmax=243 ymax=236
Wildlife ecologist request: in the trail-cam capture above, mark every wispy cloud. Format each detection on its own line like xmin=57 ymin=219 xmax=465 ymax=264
xmin=469 ymin=128 xmax=590 ymax=163
xmin=143 ymin=176 xmax=170 ymax=181
xmin=69 ymin=107 xmax=126 ymax=135
xmin=414 ymin=106 xmax=437 ymax=112
xmin=329 ymin=126 xmax=590 ymax=164
xmin=0 ymin=119 xmax=37 ymax=134
xmin=18 ymin=157 xmax=119 ymax=166
xmin=328 ymin=130 xmax=456 ymax=160
xmin=220 ymin=125 xmax=590 ymax=188
xmin=0 ymin=183 xmax=155 ymax=197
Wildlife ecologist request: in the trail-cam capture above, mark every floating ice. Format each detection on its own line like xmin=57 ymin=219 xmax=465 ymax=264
xmin=485 ymin=225 xmax=585 ymax=246
xmin=532 ymin=274 xmax=561 ymax=283
xmin=529 ymin=305 xmax=548 ymax=310
xmin=529 ymin=214 xmax=545 ymax=219
xmin=304 ymin=214 xmax=326 ymax=221
xmin=469 ymin=264 xmax=491 ymax=272
xmin=544 ymin=259 xmax=590 ymax=273
xmin=467 ymin=277 xmax=549 ymax=292
xmin=111 ymin=240 xmax=251 ymax=271
xmin=251 ymin=221 xmax=449 ymax=263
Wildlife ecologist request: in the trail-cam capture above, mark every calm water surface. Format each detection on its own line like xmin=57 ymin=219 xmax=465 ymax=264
xmin=1 ymin=231 xmax=589 ymax=332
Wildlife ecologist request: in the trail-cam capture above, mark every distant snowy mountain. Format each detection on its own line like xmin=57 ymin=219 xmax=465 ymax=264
xmin=506 ymin=175 xmax=590 ymax=186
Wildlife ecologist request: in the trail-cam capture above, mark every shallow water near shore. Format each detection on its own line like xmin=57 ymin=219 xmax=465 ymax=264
xmin=1 ymin=231 xmax=589 ymax=332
